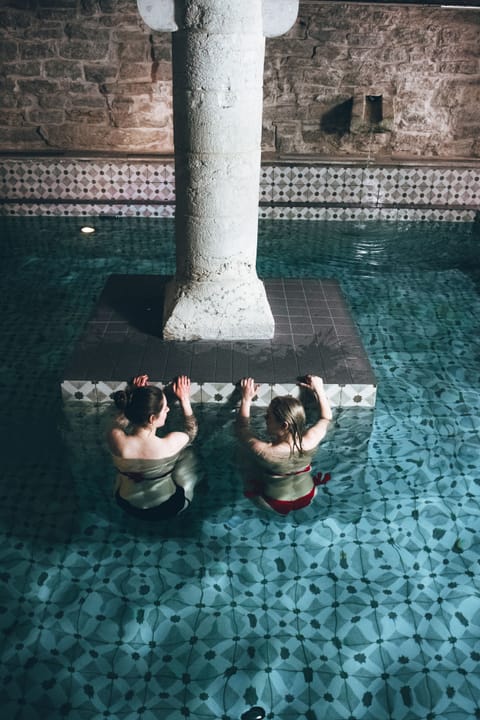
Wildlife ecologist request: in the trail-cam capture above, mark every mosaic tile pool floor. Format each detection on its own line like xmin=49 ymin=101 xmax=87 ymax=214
xmin=1 ymin=216 xmax=480 ymax=720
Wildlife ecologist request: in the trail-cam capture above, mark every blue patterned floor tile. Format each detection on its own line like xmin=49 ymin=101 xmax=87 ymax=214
xmin=1 ymin=218 xmax=480 ymax=719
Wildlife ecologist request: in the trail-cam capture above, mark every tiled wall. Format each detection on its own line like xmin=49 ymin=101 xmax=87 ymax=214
xmin=61 ymin=379 xmax=376 ymax=409
xmin=0 ymin=157 xmax=478 ymax=221
xmin=259 ymin=164 xmax=479 ymax=222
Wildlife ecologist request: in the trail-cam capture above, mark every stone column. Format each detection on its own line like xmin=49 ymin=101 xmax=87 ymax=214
xmin=137 ymin=0 xmax=299 ymax=340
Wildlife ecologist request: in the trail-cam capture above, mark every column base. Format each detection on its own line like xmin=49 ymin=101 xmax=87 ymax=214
xmin=162 ymin=277 xmax=275 ymax=340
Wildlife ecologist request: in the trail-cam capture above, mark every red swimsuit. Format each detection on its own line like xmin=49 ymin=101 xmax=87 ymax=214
xmin=244 ymin=468 xmax=331 ymax=515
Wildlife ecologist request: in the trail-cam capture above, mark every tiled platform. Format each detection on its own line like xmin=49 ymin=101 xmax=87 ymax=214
xmin=62 ymin=276 xmax=376 ymax=408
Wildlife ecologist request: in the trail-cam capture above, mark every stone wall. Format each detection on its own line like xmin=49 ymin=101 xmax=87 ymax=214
xmin=0 ymin=0 xmax=173 ymax=153
xmin=263 ymin=3 xmax=480 ymax=160
xmin=0 ymin=0 xmax=479 ymax=160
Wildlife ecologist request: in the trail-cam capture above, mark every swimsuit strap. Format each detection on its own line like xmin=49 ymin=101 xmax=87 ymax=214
xmin=269 ymin=464 xmax=311 ymax=478
xmin=121 ymin=469 xmax=171 ymax=484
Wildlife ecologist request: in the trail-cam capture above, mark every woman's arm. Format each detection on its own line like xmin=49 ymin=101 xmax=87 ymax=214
xmin=235 ymin=377 xmax=270 ymax=454
xmin=238 ymin=377 xmax=258 ymax=419
xmin=298 ymin=374 xmax=332 ymax=447
xmin=171 ymin=375 xmax=198 ymax=442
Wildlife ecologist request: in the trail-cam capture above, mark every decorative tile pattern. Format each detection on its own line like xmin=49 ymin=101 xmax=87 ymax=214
xmin=270 ymin=382 xmax=301 ymax=399
xmin=94 ymin=380 xmax=130 ymax=403
xmin=0 ymin=202 xmax=176 ymax=217
xmin=340 ymin=383 xmax=377 ymax=407
xmin=259 ymin=165 xmax=274 ymax=203
xmin=61 ymin=379 xmax=97 ymax=402
xmin=257 ymin=205 xmax=476 ymax=222
xmin=199 ymin=382 xmax=237 ymax=404
xmin=2 ymin=217 xmax=480 ymax=720
xmin=2 ymin=158 xmax=479 ymax=222
xmin=60 ymin=380 xmax=376 ymax=408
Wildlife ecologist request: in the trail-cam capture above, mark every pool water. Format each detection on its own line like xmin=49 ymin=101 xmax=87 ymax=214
xmin=1 ymin=216 xmax=480 ymax=720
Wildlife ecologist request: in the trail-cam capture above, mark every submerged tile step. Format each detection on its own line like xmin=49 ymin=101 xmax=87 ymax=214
xmin=61 ymin=275 xmax=377 ymax=408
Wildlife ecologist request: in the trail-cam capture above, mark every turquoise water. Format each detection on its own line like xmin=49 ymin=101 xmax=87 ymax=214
xmin=1 ymin=216 xmax=480 ymax=720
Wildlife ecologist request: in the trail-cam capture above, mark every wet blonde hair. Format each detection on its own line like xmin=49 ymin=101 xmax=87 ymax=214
xmin=268 ymin=396 xmax=306 ymax=455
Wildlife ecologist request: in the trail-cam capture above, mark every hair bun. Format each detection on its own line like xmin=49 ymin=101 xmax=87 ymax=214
xmin=113 ymin=387 xmax=133 ymax=411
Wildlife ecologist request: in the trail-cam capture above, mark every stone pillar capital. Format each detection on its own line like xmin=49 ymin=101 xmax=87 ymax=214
xmin=137 ymin=0 xmax=298 ymax=37
xmin=262 ymin=0 xmax=299 ymax=38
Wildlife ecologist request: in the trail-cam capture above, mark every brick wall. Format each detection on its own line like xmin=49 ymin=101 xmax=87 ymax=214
xmin=0 ymin=1 xmax=479 ymax=160
xmin=0 ymin=0 xmax=173 ymax=153
xmin=262 ymin=3 xmax=480 ymax=160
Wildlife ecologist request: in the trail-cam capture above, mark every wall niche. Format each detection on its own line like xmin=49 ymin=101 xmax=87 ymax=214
xmin=350 ymin=89 xmax=393 ymax=135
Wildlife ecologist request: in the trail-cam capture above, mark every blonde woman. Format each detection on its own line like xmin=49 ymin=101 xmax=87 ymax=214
xmin=236 ymin=375 xmax=332 ymax=515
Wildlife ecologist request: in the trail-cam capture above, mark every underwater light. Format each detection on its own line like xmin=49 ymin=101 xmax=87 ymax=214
xmin=80 ymin=225 xmax=96 ymax=235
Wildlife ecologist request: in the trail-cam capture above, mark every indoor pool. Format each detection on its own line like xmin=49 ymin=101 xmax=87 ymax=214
xmin=1 ymin=216 xmax=480 ymax=720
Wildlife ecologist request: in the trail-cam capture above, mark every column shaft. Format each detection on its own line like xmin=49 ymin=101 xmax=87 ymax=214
xmin=162 ymin=0 xmax=274 ymax=340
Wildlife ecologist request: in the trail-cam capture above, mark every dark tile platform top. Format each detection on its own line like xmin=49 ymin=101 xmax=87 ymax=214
xmin=62 ymin=275 xmax=376 ymax=386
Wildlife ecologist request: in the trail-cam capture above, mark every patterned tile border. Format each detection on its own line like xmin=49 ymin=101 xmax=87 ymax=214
xmin=0 ymin=202 xmax=476 ymax=222
xmin=257 ymin=206 xmax=477 ymax=222
xmin=0 ymin=202 xmax=176 ymax=218
xmin=61 ymin=380 xmax=376 ymax=409
xmin=1 ymin=157 xmax=478 ymax=221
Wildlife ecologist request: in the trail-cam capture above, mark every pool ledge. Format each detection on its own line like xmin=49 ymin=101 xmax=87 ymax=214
xmin=61 ymin=275 xmax=377 ymax=409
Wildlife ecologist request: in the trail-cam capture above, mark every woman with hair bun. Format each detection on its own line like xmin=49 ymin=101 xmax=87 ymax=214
xmin=107 ymin=374 xmax=199 ymax=520
xmin=236 ymin=375 xmax=332 ymax=515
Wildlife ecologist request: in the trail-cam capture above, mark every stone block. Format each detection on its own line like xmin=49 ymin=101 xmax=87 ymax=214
xmin=6 ymin=62 xmax=42 ymax=77
xmin=163 ymin=276 xmax=274 ymax=341
xmin=264 ymin=102 xmax=301 ymax=122
xmin=104 ymin=81 xmax=155 ymax=95
xmin=45 ymin=60 xmax=83 ymax=80
xmin=0 ymin=128 xmax=47 ymax=151
xmin=28 ymin=110 xmax=65 ymax=124
xmin=151 ymin=43 xmax=172 ymax=64
xmin=2 ymin=110 xmax=25 ymax=126
xmin=17 ymin=79 xmax=59 ymax=95
xmin=117 ymin=41 xmax=150 ymax=63
xmin=438 ymin=61 xmax=478 ymax=75
xmin=173 ymin=33 xmax=264 ymax=91
xmin=261 ymin=124 xmax=276 ymax=151
xmin=35 ymin=94 xmax=65 ymax=111
xmin=173 ymin=89 xmax=263 ymax=154
xmin=68 ymin=94 xmax=107 ymax=109
xmin=266 ymin=37 xmax=316 ymax=58
xmin=178 ymin=155 xmax=260 ymax=220
xmin=60 ymin=40 xmax=110 ymax=61
xmin=174 ymin=212 xmax=260 ymax=273
xmin=43 ymin=126 xmax=173 ymax=153
xmin=0 ymin=40 xmax=17 ymax=62
xmin=118 ymin=62 xmax=152 ymax=81
xmin=19 ymin=42 xmax=56 ymax=60
xmin=65 ymin=108 xmax=108 ymax=123
xmin=0 ymin=8 xmax=31 ymax=31
xmin=64 ymin=23 xmax=110 ymax=42
xmin=99 ymin=0 xmax=133 ymax=13
xmin=24 ymin=26 xmax=65 ymax=41
xmin=84 ymin=64 xmax=117 ymax=83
